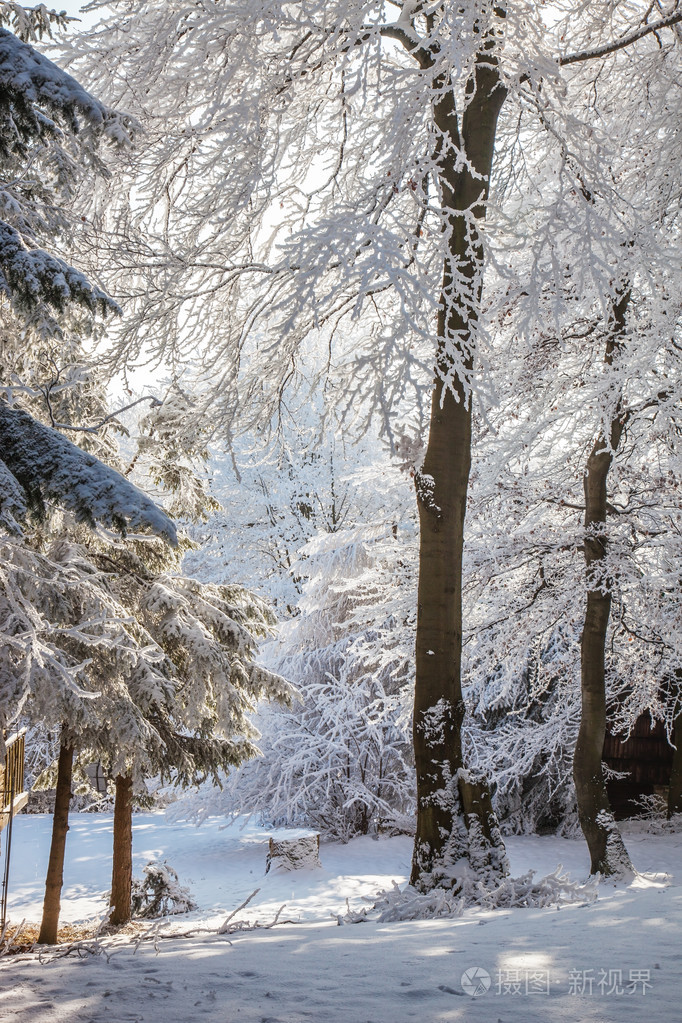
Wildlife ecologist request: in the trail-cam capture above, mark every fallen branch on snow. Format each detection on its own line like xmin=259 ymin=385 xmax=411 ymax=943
xmin=119 ymin=890 xmax=300 ymax=947
xmin=340 ymin=867 xmax=599 ymax=924
xmin=38 ymin=938 xmax=113 ymax=963
xmin=218 ymin=889 xmax=299 ymax=934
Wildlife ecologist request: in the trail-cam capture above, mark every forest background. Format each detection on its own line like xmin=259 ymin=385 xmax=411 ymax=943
xmin=2 ymin=0 xmax=682 ymax=936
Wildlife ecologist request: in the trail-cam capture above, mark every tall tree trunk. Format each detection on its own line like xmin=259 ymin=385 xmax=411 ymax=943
xmin=668 ymin=711 xmax=682 ymax=818
xmin=410 ymin=13 xmax=508 ymax=889
xmin=109 ymin=774 xmax=133 ymax=926
xmin=574 ymin=290 xmax=633 ymax=877
xmin=38 ymin=741 xmax=74 ymax=944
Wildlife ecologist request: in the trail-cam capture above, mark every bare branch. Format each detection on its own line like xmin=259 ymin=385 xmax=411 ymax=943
xmin=217 ymin=888 xmax=260 ymax=934
xmin=43 ymin=392 xmax=162 ymax=435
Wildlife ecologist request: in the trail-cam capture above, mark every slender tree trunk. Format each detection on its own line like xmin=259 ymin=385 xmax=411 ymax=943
xmin=668 ymin=711 xmax=682 ymax=818
xmin=574 ymin=290 xmax=633 ymax=877
xmin=410 ymin=14 xmax=508 ymax=889
xmin=38 ymin=741 xmax=74 ymax=944
xmin=109 ymin=774 xmax=133 ymax=925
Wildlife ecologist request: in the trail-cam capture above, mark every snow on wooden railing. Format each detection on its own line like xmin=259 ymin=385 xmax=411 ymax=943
xmin=1 ymin=730 xmax=27 ymax=824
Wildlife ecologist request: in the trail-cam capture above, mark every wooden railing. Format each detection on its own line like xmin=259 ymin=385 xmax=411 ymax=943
xmin=2 ymin=730 xmax=25 ymax=812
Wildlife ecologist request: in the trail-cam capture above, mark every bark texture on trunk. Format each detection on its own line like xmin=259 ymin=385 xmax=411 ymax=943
xmin=109 ymin=774 xmax=134 ymax=926
xmin=38 ymin=742 xmax=74 ymax=944
xmin=668 ymin=712 xmax=682 ymax=818
xmin=574 ymin=291 xmax=633 ymax=877
xmin=410 ymin=13 xmax=508 ymax=889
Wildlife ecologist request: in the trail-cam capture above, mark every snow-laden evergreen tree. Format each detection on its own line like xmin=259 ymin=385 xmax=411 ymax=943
xmin=27 ymin=429 xmax=294 ymax=939
xmin=0 ymin=5 xmax=125 ymax=326
xmin=0 ymin=5 xmax=180 ymax=761
xmin=0 ymin=3 xmax=174 ymax=547
xmin=3 ymin=323 xmax=294 ymax=938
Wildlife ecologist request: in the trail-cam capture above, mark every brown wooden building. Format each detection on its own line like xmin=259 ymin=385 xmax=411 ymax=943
xmin=603 ymin=715 xmax=675 ymax=818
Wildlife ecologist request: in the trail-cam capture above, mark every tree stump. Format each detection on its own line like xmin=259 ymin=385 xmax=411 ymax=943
xmin=265 ymin=834 xmax=321 ymax=873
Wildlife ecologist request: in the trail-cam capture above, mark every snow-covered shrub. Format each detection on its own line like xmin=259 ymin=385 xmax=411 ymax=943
xmin=224 ymin=677 xmax=414 ymax=841
xmin=174 ymin=504 xmax=418 ymax=840
xmin=130 ymin=860 xmax=196 ymax=919
xmin=229 ymin=522 xmax=417 ymax=840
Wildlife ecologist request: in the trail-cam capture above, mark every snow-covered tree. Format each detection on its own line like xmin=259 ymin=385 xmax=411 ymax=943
xmin=0 ymin=3 xmax=174 ymax=550
xmin=459 ymin=54 xmax=682 ymax=859
xmin=0 ymin=3 xmax=131 ymax=322
xmin=0 ymin=6 xmax=293 ymax=940
xmin=0 ymin=4 xmax=181 ymax=766
xmin=8 ymin=334 xmax=294 ymax=938
xmin=31 ymin=522 xmax=294 ymax=940
xmin=68 ymin=1 xmax=682 ymax=888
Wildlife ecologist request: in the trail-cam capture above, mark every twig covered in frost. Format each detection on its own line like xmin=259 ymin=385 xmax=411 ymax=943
xmin=38 ymin=938 xmax=112 ymax=963
xmin=0 ymin=918 xmax=26 ymax=956
xmin=217 ymin=889 xmax=261 ymax=934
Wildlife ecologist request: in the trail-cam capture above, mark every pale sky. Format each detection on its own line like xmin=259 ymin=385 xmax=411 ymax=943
xmin=57 ymin=1 xmax=102 ymax=30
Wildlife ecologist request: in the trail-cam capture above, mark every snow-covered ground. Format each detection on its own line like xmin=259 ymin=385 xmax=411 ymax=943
xmin=1 ymin=813 xmax=680 ymax=1022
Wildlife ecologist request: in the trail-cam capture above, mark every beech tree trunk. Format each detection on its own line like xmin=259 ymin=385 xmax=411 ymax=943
xmin=38 ymin=741 xmax=74 ymax=944
xmin=573 ymin=290 xmax=633 ymax=876
xmin=109 ymin=774 xmax=134 ymax=926
xmin=668 ymin=711 xmax=682 ymax=818
xmin=410 ymin=15 xmax=508 ymax=888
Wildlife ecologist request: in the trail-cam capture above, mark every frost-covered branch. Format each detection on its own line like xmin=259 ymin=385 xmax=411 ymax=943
xmin=559 ymin=4 xmax=682 ymax=67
